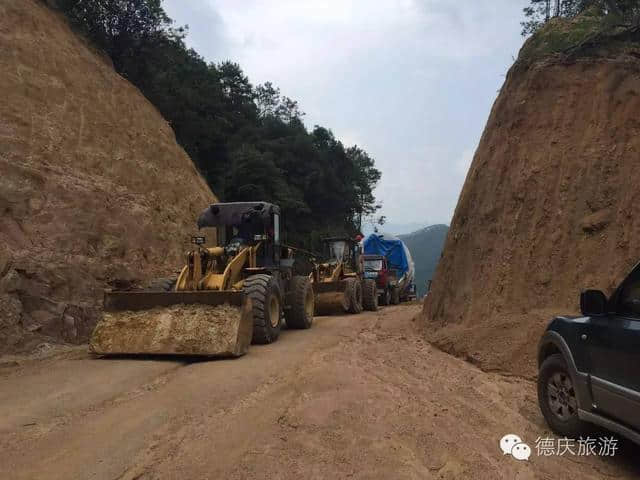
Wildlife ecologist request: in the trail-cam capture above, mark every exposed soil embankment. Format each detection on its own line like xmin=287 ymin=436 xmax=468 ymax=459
xmin=423 ymin=35 xmax=640 ymax=378
xmin=0 ymin=0 xmax=216 ymax=353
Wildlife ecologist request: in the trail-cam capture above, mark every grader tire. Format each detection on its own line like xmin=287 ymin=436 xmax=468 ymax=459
xmin=244 ymin=274 xmax=282 ymax=344
xmin=345 ymin=278 xmax=363 ymax=314
xmin=286 ymin=276 xmax=314 ymax=329
xmin=362 ymin=279 xmax=378 ymax=311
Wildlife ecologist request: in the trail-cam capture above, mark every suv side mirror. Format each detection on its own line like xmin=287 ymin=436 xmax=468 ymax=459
xmin=580 ymin=289 xmax=607 ymax=316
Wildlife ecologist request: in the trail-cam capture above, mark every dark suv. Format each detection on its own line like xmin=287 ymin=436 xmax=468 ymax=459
xmin=537 ymin=263 xmax=640 ymax=444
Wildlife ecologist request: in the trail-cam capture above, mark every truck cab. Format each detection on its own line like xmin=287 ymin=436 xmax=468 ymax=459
xmin=363 ymin=254 xmax=399 ymax=305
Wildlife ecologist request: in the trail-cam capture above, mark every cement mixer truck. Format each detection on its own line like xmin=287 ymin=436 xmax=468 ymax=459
xmin=362 ymin=233 xmax=415 ymax=305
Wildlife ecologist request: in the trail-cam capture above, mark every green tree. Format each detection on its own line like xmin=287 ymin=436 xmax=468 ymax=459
xmin=255 ymin=82 xmax=280 ymax=118
xmin=218 ymin=61 xmax=257 ymax=122
xmin=57 ymin=0 xmax=182 ymax=68
xmin=255 ymin=82 xmax=304 ymax=122
xmin=53 ymin=0 xmax=382 ymax=250
xmin=346 ymin=146 xmax=382 ymax=232
xmin=521 ymin=0 xmax=637 ymax=35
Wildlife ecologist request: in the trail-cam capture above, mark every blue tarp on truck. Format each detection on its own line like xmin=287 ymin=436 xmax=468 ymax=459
xmin=363 ymin=233 xmax=413 ymax=280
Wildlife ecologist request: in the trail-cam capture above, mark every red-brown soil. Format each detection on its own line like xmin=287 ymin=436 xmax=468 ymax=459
xmin=423 ymin=44 xmax=640 ymax=377
xmin=2 ymin=306 xmax=638 ymax=479
xmin=0 ymin=0 xmax=216 ymax=353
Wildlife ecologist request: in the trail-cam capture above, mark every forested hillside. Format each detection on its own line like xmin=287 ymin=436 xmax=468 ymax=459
xmin=53 ymin=0 xmax=381 ymax=249
xmin=399 ymin=225 xmax=448 ymax=297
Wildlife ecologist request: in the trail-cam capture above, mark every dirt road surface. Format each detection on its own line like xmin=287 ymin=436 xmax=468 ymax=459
xmin=1 ymin=305 xmax=638 ymax=479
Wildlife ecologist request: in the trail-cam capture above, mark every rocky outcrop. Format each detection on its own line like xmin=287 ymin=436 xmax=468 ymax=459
xmin=0 ymin=0 xmax=217 ymax=353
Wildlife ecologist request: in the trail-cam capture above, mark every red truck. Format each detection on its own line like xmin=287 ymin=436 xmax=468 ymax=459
xmin=363 ymin=254 xmax=401 ymax=305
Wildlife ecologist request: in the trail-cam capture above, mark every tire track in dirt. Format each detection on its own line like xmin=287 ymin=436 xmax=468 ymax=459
xmin=123 ymin=314 xmax=382 ymax=479
xmin=161 ymin=305 xmax=637 ymax=480
xmin=1 ymin=306 xmax=638 ymax=480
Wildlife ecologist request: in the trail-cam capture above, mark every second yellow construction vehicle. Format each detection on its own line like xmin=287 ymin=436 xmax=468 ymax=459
xmin=313 ymin=236 xmax=378 ymax=314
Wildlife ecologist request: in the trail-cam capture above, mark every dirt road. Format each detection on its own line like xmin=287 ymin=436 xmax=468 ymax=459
xmin=0 ymin=305 xmax=638 ymax=479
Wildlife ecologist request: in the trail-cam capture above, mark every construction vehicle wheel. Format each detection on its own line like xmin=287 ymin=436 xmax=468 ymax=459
xmin=244 ymin=274 xmax=282 ymax=344
xmin=379 ymin=288 xmax=390 ymax=306
xmin=345 ymin=278 xmax=363 ymax=314
xmin=362 ymin=279 xmax=378 ymax=311
xmin=391 ymin=286 xmax=400 ymax=305
xmin=354 ymin=281 xmax=363 ymax=313
xmin=286 ymin=276 xmax=314 ymax=329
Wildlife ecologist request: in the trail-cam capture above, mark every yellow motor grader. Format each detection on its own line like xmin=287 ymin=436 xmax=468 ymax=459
xmin=90 ymin=202 xmax=315 ymax=358
xmin=312 ymin=236 xmax=378 ymax=314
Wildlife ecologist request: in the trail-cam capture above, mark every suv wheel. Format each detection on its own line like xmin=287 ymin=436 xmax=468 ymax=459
xmin=538 ymin=354 xmax=587 ymax=438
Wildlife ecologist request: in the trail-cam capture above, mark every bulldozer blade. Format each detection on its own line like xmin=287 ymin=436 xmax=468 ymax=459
xmin=90 ymin=291 xmax=253 ymax=358
xmin=314 ymin=280 xmax=349 ymax=315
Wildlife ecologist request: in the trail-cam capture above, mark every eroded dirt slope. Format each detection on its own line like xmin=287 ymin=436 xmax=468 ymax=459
xmin=423 ymin=43 xmax=640 ymax=377
xmin=0 ymin=0 xmax=216 ymax=352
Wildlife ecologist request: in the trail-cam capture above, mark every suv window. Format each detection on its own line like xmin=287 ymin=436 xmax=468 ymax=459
xmin=617 ymin=278 xmax=640 ymax=317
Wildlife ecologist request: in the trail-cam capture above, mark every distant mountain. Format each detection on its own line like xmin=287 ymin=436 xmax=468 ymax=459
xmin=362 ymin=221 xmax=430 ymax=237
xmin=399 ymin=224 xmax=449 ymax=297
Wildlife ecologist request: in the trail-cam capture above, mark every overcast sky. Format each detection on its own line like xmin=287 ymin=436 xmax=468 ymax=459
xmin=163 ymin=0 xmax=529 ymax=232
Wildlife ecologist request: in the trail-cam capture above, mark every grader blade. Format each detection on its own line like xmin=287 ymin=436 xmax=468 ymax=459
xmin=90 ymin=291 xmax=253 ymax=357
